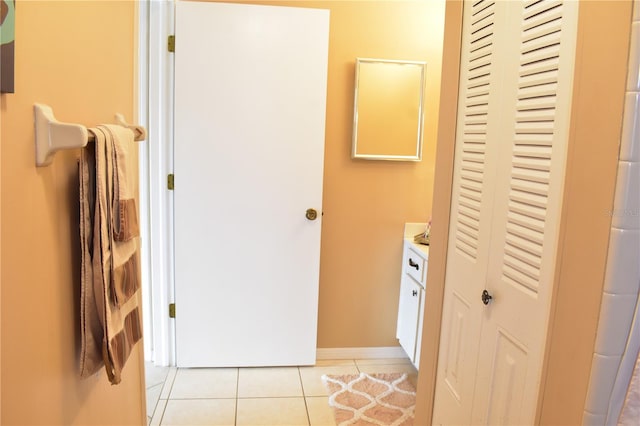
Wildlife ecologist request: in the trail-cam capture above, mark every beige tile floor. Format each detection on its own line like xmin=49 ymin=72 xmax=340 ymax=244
xmin=145 ymin=358 xmax=417 ymax=426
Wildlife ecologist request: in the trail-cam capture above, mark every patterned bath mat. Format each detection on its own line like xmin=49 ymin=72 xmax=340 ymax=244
xmin=321 ymin=372 xmax=416 ymax=426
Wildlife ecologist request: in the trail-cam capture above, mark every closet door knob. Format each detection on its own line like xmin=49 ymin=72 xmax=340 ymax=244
xmin=481 ymin=289 xmax=493 ymax=305
xmin=412 ymin=290 xmax=418 ymax=297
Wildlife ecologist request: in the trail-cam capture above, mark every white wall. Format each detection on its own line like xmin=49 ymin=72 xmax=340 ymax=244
xmin=583 ymin=1 xmax=640 ymax=424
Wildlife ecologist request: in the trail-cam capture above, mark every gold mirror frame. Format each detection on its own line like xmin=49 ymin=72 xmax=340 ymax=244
xmin=351 ymin=58 xmax=427 ymax=161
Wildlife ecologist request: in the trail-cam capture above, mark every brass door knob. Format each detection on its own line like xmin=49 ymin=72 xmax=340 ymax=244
xmin=305 ymin=208 xmax=318 ymax=221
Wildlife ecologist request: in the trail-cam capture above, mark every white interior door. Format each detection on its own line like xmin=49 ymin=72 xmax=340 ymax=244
xmin=173 ymin=1 xmax=329 ymax=367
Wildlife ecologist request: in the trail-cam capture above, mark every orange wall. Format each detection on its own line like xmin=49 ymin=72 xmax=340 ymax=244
xmin=0 ymin=1 xmax=145 ymax=424
xmin=314 ymin=0 xmax=444 ymax=348
xmin=221 ymin=0 xmax=446 ymax=348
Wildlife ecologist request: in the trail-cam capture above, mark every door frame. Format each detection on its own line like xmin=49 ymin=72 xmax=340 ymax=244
xmin=138 ymin=0 xmax=176 ymax=366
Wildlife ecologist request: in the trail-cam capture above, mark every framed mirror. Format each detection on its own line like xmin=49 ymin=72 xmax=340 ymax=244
xmin=351 ymin=58 xmax=426 ymax=161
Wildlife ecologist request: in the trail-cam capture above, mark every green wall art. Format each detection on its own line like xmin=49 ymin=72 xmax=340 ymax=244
xmin=1 ymin=0 xmax=15 ymax=93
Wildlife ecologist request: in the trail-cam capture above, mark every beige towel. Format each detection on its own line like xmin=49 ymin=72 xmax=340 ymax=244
xmin=80 ymin=124 xmax=142 ymax=384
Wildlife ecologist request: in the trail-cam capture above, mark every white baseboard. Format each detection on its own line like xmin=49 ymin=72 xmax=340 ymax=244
xmin=316 ymin=346 xmax=407 ymax=360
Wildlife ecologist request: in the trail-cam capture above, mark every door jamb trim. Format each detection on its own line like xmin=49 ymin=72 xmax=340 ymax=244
xmin=140 ymin=0 xmax=176 ymax=366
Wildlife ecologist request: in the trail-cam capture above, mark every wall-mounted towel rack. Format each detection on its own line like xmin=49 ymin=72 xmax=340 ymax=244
xmin=34 ymin=103 xmax=146 ymax=167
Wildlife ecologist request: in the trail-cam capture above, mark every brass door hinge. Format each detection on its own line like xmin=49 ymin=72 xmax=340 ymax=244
xmin=168 ymin=174 xmax=174 ymax=190
xmin=168 ymin=35 xmax=175 ymax=53
xmin=169 ymin=303 xmax=176 ymax=318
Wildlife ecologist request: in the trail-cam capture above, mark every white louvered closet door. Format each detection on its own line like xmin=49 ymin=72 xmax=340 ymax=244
xmin=434 ymin=1 xmax=579 ymax=424
xmin=433 ymin=1 xmax=509 ymax=424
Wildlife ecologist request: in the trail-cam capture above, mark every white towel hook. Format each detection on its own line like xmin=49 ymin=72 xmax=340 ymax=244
xmin=34 ymin=103 xmax=146 ymax=167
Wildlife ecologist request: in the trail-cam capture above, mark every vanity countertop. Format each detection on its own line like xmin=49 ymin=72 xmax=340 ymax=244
xmin=404 ymin=222 xmax=429 ymax=258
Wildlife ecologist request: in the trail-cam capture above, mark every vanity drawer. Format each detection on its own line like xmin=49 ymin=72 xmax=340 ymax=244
xmin=405 ymin=247 xmax=426 ymax=286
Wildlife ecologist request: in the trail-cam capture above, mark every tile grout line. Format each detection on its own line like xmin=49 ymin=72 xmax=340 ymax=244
xmin=298 ymin=366 xmax=312 ymax=426
xmin=146 ymin=381 xmax=164 ymax=422
xmin=160 ymin=368 xmax=178 ymax=425
xmin=146 ymin=381 xmax=164 ymax=392
xmin=164 ymin=397 xmax=239 ymax=400
xmin=148 ymin=393 xmax=161 ymax=424
xmin=156 ymin=400 xmax=168 ymax=426
xmin=162 ymin=368 xmax=178 ymax=400
xmin=235 ymin=368 xmax=240 ymax=426
xmin=236 ymin=396 xmax=315 ymax=399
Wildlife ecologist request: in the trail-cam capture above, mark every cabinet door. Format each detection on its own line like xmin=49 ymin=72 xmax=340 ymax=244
xmin=397 ymin=275 xmax=421 ymax=363
xmin=414 ymin=286 xmax=426 ymax=369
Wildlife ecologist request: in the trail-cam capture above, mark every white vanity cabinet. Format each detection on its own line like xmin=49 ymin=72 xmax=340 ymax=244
xmin=396 ymin=224 xmax=429 ymax=369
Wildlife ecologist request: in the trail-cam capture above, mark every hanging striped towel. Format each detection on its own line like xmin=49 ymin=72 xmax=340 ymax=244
xmin=79 ymin=124 xmax=142 ymax=384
